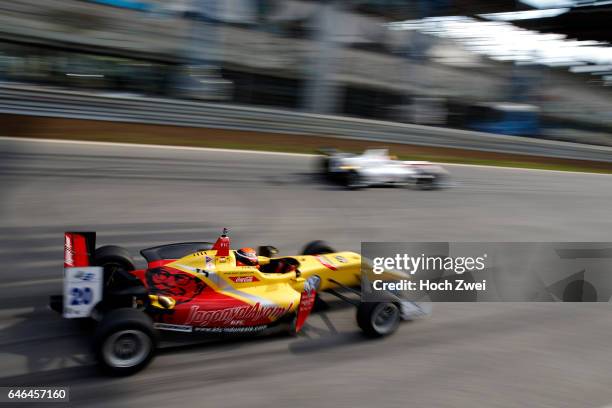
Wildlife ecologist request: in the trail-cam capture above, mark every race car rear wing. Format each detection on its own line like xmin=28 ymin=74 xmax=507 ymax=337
xmin=62 ymin=232 xmax=104 ymax=319
xmin=64 ymin=231 xmax=96 ymax=267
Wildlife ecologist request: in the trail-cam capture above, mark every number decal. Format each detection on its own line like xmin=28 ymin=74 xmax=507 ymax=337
xmin=64 ymin=266 xmax=103 ymax=318
xmin=70 ymin=287 xmax=93 ymax=305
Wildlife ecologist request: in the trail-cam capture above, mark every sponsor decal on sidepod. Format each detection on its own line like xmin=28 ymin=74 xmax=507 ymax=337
xmin=184 ymin=303 xmax=293 ymax=327
xmin=228 ymin=276 xmax=259 ymax=283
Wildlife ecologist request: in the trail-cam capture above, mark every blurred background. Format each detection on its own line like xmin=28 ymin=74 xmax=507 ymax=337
xmin=1 ymin=3 xmax=612 ymax=407
xmin=0 ymin=0 xmax=612 ymax=145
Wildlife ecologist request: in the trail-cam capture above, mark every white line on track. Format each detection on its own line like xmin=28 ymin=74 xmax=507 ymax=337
xmin=0 ymin=238 xmax=208 ymax=255
xmin=0 ymin=307 xmax=34 ymax=319
xmin=0 ymin=136 xmax=610 ymax=176
xmin=0 ymin=136 xmax=314 ymax=157
xmin=441 ymin=162 xmax=611 ymax=176
xmin=0 ymin=278 xmax=61 ymax=289
xmin=0 ymin=226 xmax=237 ymax=244
xmin=5 ymin=259 xmax=61 ymax=270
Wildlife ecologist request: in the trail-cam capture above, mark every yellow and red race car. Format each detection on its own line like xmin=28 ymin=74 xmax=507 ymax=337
xmin=50 ymin=229 xmax=424 ymax=375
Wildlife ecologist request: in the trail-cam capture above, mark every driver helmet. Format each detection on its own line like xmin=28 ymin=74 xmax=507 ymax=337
xmin=236 ymin=247 xmax=258 ymax=266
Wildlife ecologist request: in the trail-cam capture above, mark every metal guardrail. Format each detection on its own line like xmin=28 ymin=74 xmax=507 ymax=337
xmin=1 ymin=84 xmax=611 ymax=162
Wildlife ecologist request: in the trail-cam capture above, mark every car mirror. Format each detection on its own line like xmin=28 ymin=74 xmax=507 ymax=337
xmin=258 ymin=245 xmax=279 ymax=258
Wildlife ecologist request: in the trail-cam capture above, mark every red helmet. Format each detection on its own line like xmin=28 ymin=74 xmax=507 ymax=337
xmin=236 ymin=247 xmax=258 ymax=266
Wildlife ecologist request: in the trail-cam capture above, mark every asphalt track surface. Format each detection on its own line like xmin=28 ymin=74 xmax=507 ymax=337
xmin=1 ymin=137 xmax=612 ymax=408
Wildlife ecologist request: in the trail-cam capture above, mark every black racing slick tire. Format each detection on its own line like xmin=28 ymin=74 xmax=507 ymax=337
xmin=319 ymin=156 xmax=331 ymax=176
xmin=416 ymin=177 xmax=436 ymax=190
xmin=302 ymin=240 xmax=336 ymax=255
xmin=346 ymin=171 xmax=364 ymax=190
xmin=95 ymin=245 xmax=135 ymax=271
xmin=95 ymin=245 xmax=135 ymax=288
xmin=93 ymin=308 xmax=157 ymax=376
xmin=416 ymin=174 xmax=447 ymax=190
xmin=357 ymin=302 xmax=401 ymax=338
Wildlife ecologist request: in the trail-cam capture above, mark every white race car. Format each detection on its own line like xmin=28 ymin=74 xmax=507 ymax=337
xmin=319 ymin=148 xmax=450 ymax=190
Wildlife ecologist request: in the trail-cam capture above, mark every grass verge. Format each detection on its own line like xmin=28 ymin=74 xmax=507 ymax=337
xmin=1 ymin=114 xmax=611 ymax=174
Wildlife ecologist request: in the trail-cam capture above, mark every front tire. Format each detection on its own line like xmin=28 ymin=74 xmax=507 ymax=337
xmin=414 ymin=175 xmax=436 ymax=190
xmin=416 ymin=173 xmax=448 ymax=190
xmin=357 ymin=302 xmax=401 ymax=338
xmin=93 ymin=308 xmax=157 ymax=376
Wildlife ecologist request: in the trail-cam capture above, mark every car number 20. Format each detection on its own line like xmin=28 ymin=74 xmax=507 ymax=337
xmin=63 ymin=266 xmax=103 ymax=318
xmin=70 ymin=287 xmax=93 ymax=305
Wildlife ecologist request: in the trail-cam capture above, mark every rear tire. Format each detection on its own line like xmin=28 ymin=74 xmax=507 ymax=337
xmin=346 ymin=171 xmax=364 ymax=190
xmin=357 ymin=302 xmax=400 ymax=338
xmin=95 ymin=246 xmax=135 ymax=288
xmin=93 ymin=308 xmax=157 ymax=376
xmin=319 ymin=156 xmax=331 ymax=176
xmin=302 ymin=240 xmax=336 ymax=255
xmin=95 ymin=245 xmax=135 ymax=271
